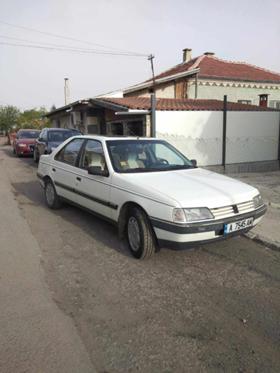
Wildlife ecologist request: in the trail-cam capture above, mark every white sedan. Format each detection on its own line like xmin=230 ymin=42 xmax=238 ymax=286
xmin=37 ymin=136 xmax=266 ymax=259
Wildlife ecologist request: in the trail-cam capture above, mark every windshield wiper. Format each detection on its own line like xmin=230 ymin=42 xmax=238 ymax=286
xmin=163 ymin=165 xmax=193 ymax=170
xmin=121 ymin=168 xmax=150 ymax=173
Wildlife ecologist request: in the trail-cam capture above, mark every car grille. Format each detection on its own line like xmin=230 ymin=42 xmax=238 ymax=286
xmin=210 ymin=200 xmax=255 ymax=220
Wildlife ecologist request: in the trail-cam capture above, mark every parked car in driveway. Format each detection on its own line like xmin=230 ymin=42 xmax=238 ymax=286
xmin=33 ymin=128 xmax=82 ymax=162
xmin=37 ymin=136 xmax=266 ymax=259
xmin=13 ymin=129 xmax=40 ymax=157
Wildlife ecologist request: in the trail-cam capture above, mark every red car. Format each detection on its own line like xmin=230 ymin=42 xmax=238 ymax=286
xmin=13 ymin=129 xmax=40 ymax=157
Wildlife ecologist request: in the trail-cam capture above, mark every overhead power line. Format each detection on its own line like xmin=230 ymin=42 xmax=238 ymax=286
xmin=0 ymin=20 xmax=148 ymax=57
xmin=0 ymin=41 xmax=149 ymax=57
xmin=0 ymin=34 xmax=148 ymax=56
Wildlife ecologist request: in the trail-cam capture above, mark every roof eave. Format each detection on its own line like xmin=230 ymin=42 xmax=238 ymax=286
xmin=124 ymin=68 xmax=200 ymax=94
xmin=199 ymin=75 xmax=280 ymax=84
xmin=45 ymin=99 xmax=90 ymax=118
xmin=90 ymin=98 xmax=129 ymax=112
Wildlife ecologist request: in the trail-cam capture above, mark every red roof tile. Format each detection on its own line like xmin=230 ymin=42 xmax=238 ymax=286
xmin=147 ymin=55 xmax=280 ymax=84
xmin=100 ymin=97 xmax=276 ymax=111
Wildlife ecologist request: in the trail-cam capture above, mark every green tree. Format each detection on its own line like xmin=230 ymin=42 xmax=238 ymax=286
xmin=18 ymin=107 xmax=50 ymax=129
xmin=0 ymin=105 xmax=20 ymax=133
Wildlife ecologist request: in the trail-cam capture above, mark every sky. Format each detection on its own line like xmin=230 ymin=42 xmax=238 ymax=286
xmin=0 ymin=0 xmax=279 ymax=110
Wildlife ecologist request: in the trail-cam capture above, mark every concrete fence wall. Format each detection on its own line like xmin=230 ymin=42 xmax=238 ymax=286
xmin=156 ymin=110 xmax=280 ymax=167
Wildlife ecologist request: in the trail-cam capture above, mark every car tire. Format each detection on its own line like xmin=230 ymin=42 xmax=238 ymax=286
xmin=126 ymin=207 xmax=156 ymax=259
xmin=34 ymin=149 xmax=39 ymax=163
xmin=44 ymin=179 xmax=62 ymax=209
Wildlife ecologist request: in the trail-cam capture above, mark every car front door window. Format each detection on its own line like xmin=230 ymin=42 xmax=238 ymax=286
xmin=80 ymin=139 xmax=107 ymax=172
xmin=76 ymin=139 xmax=112 ymax=219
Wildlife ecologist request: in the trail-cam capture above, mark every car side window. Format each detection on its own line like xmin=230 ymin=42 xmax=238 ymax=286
xmin=40 ymin=130 xmax=47 ymax=141
xmin=80 ymin=140 xmax=107 ymax=171
xmin=55 ymin=138 xmax=84 ymax=166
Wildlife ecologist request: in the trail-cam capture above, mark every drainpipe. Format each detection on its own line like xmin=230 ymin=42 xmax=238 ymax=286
xmin=222 ymin=95 xmax=227 ymax=169
xmin=195 ymin=73 xmax=198 ymax=99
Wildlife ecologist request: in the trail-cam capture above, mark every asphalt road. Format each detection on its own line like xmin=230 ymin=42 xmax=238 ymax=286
xmin=1 ymin=140 xmax=280 ymax=372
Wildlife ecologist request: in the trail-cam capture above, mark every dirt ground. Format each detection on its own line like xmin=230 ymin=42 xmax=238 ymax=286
xmin=1 ymin=140 xmax=280 ymax=373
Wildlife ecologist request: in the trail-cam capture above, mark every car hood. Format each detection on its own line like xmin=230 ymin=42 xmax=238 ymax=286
xmin=114 ymin=168 xmax=259 ymax=208
xmin=17 ymin=139 xmax=36 ymax=145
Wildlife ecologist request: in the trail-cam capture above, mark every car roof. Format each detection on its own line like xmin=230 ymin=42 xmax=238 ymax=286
xmin=45 ymin=127 xmax=80 ymax=132
xmin=74 ymin=135 xmax=158 ymax=141
xmin=18 ymin=129 xmax=40 ymax=132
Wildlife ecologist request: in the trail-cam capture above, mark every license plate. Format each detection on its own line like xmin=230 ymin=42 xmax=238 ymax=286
xmin=224 ymin=217 xmax=253 ymax=234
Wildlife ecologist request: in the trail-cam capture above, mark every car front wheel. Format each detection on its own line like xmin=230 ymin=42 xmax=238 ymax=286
xmin=44 ymin=180 xmax=61 ymax=209
xmin=126 ymin=207 xmax=156 ymax=259
xmin=33 ymin=149 xmax=39 ymax=163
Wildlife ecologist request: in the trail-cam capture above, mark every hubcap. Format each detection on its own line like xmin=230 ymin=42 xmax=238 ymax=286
xmin=127 ymin=216 xmax=141 ymax=251
xmin=46 ymin=183 xmax=55 ymax=205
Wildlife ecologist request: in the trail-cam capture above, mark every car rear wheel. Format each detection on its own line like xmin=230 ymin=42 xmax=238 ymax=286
xmin=126 ymin=207 xmax=156 ymax=259
xmin=44 ymin=180 xmax=61 ymax=209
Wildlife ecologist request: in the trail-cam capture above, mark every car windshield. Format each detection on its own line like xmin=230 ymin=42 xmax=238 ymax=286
xmin=106 ymin=140 xmax=194 ymax=173
xmin=18 ymin=131 xmax=39 ymax=139
xmin=48 ymin=130 xmax=81 ymax=142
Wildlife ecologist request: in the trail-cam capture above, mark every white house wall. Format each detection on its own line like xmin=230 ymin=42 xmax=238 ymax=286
xmin=156 ymin=110 xmax=280 ymax=166
xmin=156 ymin=111 xmax=223 ymax=166
xmin=188 ymin=81 xmax=280 ymax=106
xmin=155 ymin=84 xmax=175 ymax=98
xmin=129 ymin=84 xmax=175 ymax=98
xmin=226 ymin=112 xmax=280 ymax=164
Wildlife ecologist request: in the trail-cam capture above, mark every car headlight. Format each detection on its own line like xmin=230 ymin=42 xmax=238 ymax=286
xmin=173 ymin=207 xmax=214 ymax=223
xmin=18 ymin=143 xmax=27 ymax=147
xmin=253 ymin=194 xmax=263 ymax=209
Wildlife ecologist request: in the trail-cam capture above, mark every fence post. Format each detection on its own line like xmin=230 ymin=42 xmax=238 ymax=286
xmin=150 ymin=93 xmax=156 ymax=137
xmin=278 ymin=111 xmax=280 ymax=164
xmin=222 ymin=95 xmax=227 ymax=168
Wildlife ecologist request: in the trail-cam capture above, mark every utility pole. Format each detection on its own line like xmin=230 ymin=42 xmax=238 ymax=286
xmin=64 ymin=78 xmax=70 ymax=105
xmin=148 ymin=54 xmax=156 ymax=137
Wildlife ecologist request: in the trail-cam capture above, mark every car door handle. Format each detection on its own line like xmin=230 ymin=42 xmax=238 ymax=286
xmin=76 ymin=177 xmax=81 ymax=182
xmin=52 ymin=168 xmax=56 ymax=172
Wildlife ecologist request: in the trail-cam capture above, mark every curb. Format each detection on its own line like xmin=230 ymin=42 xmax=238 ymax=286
xmin=244 ymin=231 xmax=280 ymax=252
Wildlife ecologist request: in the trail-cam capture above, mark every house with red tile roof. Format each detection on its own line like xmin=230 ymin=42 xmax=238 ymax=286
xmin=46 ymin=97 xmax=279 ymax=170
xmin=123 ymin=49 xmax=280 ymax=109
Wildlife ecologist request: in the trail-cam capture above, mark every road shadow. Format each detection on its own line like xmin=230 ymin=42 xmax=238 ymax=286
xmin=11 ymin=180 xmax=131 ymax=258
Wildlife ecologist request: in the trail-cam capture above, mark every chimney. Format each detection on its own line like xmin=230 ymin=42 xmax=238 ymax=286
xmin=204 ymin=52 xmax=215 ymax=56
xmin=182 ymin=48 xmax=192 ymax=63
xmin=64 ymin=78 xmax=70 ymax=105
xmin=259 ymin=94 xmax=269 ymax=107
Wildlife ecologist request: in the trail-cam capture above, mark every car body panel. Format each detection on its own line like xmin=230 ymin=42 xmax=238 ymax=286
xmin=35 ymin=128 xmax=82 ymax=158
xmin=37 ymin=135 xmax=266 ymax=249
xmin=13 ymin=129 xmax=40 ymax=155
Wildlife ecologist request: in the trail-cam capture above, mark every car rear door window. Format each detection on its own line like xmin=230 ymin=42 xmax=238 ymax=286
xmin=55 ymin=138 xmax=84 ymax=166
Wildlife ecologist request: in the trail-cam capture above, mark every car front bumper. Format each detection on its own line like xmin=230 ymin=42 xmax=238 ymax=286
xmin=150 ymin=204 xmax=267 ymax=249
xmin=16 ymin=145 xmax=35 ymax=155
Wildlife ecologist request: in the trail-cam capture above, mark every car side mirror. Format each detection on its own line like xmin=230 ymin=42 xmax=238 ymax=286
xmin=38 ymin=137 xmax=44 ymax=142
xmin=88 ymin=166 xmax=109 ymax=177
xmin=191 ymin=159 xmax=197 ymax=167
